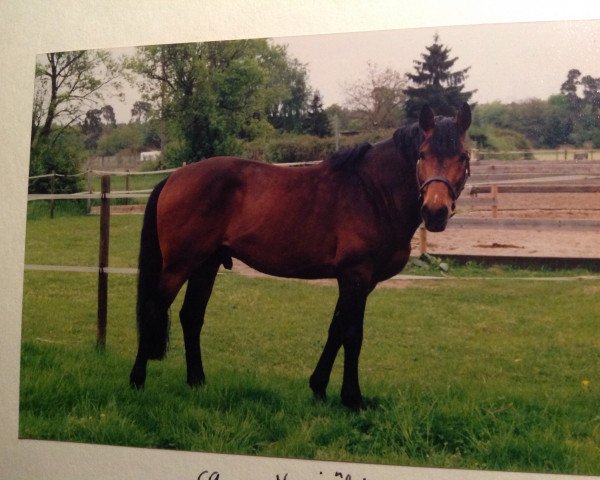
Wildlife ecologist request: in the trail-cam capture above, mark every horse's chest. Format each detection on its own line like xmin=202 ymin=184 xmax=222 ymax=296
xmin=372 ymin=243 xmax=412 ymax=282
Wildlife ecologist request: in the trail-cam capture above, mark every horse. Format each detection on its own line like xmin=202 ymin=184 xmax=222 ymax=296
xmin=129 ymin=103 xmax=472 ymax=410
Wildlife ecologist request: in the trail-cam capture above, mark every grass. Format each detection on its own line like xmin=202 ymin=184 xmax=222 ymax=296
xmin=19 ymin=214 xmax=600 ymax=474
xmin=86 ymin=170 xmax=169 ymax=193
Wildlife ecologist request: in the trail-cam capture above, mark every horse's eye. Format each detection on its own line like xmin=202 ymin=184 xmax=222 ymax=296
xmin=460 ymin=152 xmax=470 ymax=163
xmin=418 ymin=151 xmax=425 ymax=160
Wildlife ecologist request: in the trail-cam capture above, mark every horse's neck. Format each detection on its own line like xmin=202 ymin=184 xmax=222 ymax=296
xmin=366 ymin=139 xmax=418 ymax=199
xmin=359 ymin=139 xmax=422 ymax=232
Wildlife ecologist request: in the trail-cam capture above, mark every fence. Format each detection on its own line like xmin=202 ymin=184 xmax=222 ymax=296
xmin=27 ymin=169 xmax=167 ymax=348
xmin=26 ymin=154 xmax=600 ymax=347
xmin=416 ymin=157 xmax=600 ymax=255
xmin=475 ymin=148 xmax=599 ymax=161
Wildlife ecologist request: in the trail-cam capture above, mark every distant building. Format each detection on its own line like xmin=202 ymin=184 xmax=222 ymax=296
xmin=140 ymin=150 xmax=162 ymax=162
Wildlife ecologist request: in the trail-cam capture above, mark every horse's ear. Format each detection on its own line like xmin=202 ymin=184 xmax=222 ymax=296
xmin=419 ymin=104 xmax=435 ymax=134
xmin=456 ymin=102 xmax=471 ymax=133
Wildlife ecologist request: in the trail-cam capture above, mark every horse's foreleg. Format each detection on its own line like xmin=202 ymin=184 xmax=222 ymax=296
xmin=338 ymin=291 xmax=368 ymax=410
xmin=309 ymin=298 xmax=344 ymax=400
xmin=179 ymin=257 xmax=221 ymax=387
xmin=310 ymin=281 xmax=369 ymax=409
xmin=341 ymin=295 xmax=367 ymax=410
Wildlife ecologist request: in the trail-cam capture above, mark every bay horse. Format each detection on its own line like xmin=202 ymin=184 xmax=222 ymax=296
xmin=130 ymin=103 xmax=472 ymax=410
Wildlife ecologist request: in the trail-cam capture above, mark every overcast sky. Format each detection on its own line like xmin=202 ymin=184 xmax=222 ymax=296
xmin=109 ymin=19 xmax=600 ymax=123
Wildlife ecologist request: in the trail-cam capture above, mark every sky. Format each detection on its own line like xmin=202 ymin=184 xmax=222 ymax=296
xmin=108 ymin=19 xmax=600 ymax=123
xmin=274 ymin=20 xmax=600 ymax=105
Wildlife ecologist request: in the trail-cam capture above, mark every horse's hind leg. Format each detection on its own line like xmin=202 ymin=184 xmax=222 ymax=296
xmin=130 ymin=271 xmax=186 ymax=389
xmin=179 ymin=255 xmax=221 ymax=387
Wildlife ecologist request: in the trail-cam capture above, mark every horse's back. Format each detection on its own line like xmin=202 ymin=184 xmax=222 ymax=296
xmin=156 ymin=157 xmax=342 ymax=277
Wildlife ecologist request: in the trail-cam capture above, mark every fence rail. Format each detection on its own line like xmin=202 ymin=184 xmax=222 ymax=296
xmin=476 ymin=148 xmax=599 ymax=161
xmin=447 ymin=217 xmax=600 ymax=231
xmin=28 ymin=190 xmax=153 ymax=201
xmin=26 ymin=158 xmax=600 ymax=348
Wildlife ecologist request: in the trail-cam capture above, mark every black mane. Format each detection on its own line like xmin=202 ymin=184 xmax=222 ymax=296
xmin=325 ymin=142 xmax=372 ymax=171
xmin=393 ymin=122 xmax=423 ymax=163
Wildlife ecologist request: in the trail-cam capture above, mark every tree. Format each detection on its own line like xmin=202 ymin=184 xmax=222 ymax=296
xmin=560 ymin=68 xmax=582 ymax=113
xmin=30 ymin=49 xmax=123 ymax=192
xmin=80 ymin=105 xmax=117 ymax=150
xmin=344 ymin=62 xmax=406 ymax=130
xmin=473 ymin=98 xmax=573 ymax=149
xmin=130 ymin=40 xmax=312 ymax=166
xmin=303 ymin=91 xmax=331 ymax=137
xmin=130 ymin=100 xmax=152 ymax=123
xmin=404 ymin=34 xmax=476 ymax=121
xmin=81 ymin=109 xmax=103 ymax=150
xmin=31 ymin=49 xmax=123 ymax=149
xmin=263 ymin=50 xmax=311 ymax=133
xmin=101 ymin=105 xmax=116 ymax=127
xmin=581 ymin=75 xmax=600 ymax=112
xmin=558 ymin=69 xmax=600 ymax=146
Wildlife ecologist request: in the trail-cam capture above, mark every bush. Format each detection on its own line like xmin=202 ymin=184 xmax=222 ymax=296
xmin=96 ymin=122 xmax=161 ymax=156
xmin=242 ymin=129 xmax=395 ymax=164
xmin=469 ymin=125 xmax=533 ymax=160
xmin=29 ymin=128 xmax=86 ymax=194
xmin=265 ymin=134 xmax=335 ymax=164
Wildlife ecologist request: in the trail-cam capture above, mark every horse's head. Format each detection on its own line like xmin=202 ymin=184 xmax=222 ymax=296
xmin=416 ymin=103 xmax=471 ymax=232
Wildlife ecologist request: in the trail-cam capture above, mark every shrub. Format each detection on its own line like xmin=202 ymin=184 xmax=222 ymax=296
xmin=242 ymin=129 xmax=395 ymax=164
xmin=29 ymin=128 xmax=86 ymax=194
xmin=469 ymin=126 xmax=533 ymax=160
xmin=96 ymin=122 xmax=161 ymax=157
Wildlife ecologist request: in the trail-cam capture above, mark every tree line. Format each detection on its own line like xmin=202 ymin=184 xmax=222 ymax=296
xmin=29 ymin=36 xmax=600 ymax=193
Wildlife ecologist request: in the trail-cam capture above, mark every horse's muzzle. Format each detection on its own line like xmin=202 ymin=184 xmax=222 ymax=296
xmin=421 ymin=204 xmax=449 ymax=232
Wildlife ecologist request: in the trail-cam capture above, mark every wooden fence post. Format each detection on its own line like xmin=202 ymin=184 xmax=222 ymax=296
xmin=419 ymin=224 xmax=427 ymax=255
xmin=97 ymin=175 xmax=110 ymax=350
xmin=49 ymin=170 xmax=56 ymax=219
xmin=491 ymin=184 xmax=498 ymax=218
xmin=86 ymin=169 xmax=92 ymax=214
xmin=125 ymin=169 xmax=130 ymax=206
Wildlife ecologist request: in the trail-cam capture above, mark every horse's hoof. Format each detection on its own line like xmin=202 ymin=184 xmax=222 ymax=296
xmin=312 ymin=390 xmax=327 ymax=402
xmin=187 ymin=376 xmax=206 ymax=388
xmin=129 ymin=378 xmax=145 ymax=390
xmin=341 ymin=392 xmax=382 ymax=411
xmin=341 ymin=394 xmax=364 ymax=411
xmin=129 ymin=371 xmax=146 ymax=390
xmin=309 ymin=376 xmax=328 ymax=401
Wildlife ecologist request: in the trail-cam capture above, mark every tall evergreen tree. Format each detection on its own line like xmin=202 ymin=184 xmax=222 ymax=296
xmin=404 ymin=34 xmax=475 ymax=121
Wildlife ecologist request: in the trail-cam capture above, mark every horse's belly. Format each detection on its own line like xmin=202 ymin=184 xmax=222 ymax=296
xmin=224 ymin=229 xmax=337 ymax=279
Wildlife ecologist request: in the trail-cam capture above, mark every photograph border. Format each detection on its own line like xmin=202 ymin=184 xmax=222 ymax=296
xmin=2 ymin=1 xmax=600 ymax=479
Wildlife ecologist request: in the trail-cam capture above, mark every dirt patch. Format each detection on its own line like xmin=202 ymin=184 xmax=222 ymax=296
xmin=424 ymin=191 xmax=600 ymax=259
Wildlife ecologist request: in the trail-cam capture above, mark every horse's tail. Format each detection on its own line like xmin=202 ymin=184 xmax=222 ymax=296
xmin=136 ymin=178 xmax=169 ymax=360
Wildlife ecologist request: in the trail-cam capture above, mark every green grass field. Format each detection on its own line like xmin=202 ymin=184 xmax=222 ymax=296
xmin=19 ymin=214 xmax=600 ymax=474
